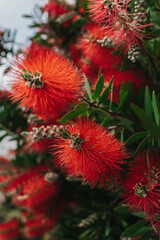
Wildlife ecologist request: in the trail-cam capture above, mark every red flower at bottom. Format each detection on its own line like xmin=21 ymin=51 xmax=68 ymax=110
xmin=122 ymin=151 xmax=160 ymax=214
xmin=0 ymin=219 xmax=20 ymax=240
xmin=53 ymin=118 xmax=127 ymax=187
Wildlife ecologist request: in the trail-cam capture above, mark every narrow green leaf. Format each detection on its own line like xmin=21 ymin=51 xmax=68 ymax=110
xmin=58 ymin=102 xmax=88 ymax=123
xmin=121 ymin=56 xmax=131 ymax=72
xmin=112 ymin=49 xmax=121 ymax=56
xmin=84 ymin=79 xmax=93 ymax=101
xmin=152 ymin=91 xmax=160 ymax=126
xmin=138 ymin=230 xmax=152 ymax=240
xmin=121 ymin=220 xmax=148 ymax=238
xmin=99 ymin=87 xmax=109 ymax=105
xmin=22 ymin=14 xmax=33 ymax=18
xmin=119 ymin=81 xmax=126 ymax=102
xmin=78 ymin=229 xmax=92 ymax=239
xmin=99 ymin=76 xmax=114 ymax=105
xmin=120 ymin=128 xmax=124 ymax=142
xmin=102 ymin=115 xmax=114 ymax=127
xmin=131 ymin=104 xmax=160 ymax=136
xmin=114 ymin=205 xmax=146 ymax=218
xmin=117 ymin=91 xmax=128 ymax=110
xmin=125 ymin=132 xmax=149 ymax=146
xmin=133 ymin=135 xmax=152 ymax=158
xmin=93 ymin=74 xmax=104 ymax=100
xmin=114 ymin=205 xmax=130 ymax=214
xmin=144 ymin=86 xmax=153 ymax=119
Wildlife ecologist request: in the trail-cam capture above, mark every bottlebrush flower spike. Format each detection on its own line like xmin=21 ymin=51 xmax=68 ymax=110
xmin=8 ymin=165 xmax=61 ymax=213
xmin=9 ymin=48 xmax=84 ymax=116
xmin=53 ymin=118 xmax=128 ymax=187
xmin=43 ymin=1 xmax=68 ymax=18
xmin=0 ymin=219 xmax=20 ymax=240
xmin=147 ymin=211 xmax=160 ymax=234
xmin=24 ymin=214 xmax=54 ymax=238
xmin=79 ymin=24 xmax=123 ymax=70
xmin=121 ymin=151 xmax=160 ymax=214
xmin=14 ymin=175 xmax=60 ymax=210
xmin=88 ymin=0 xmax=148 ymax=50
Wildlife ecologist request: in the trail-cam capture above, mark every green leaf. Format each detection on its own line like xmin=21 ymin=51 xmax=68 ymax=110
xmin=121 ymin=220 xmax=148 ymax=238
xmin=84 ymin=78 xmax=93 ymax=101
xmin=133 ymin=135 xmax=152 ymax=158
xmin=112 ymin=49 xmax=121 ymax=56
xmin=144 ymin=86 xmax=153 ymax=119
xmin=114 ymin=205 xmax=130 ymax=214
xmin=121 ymin=56 xmax=131 ymax=72
xmin=78 ymin=229 xmax=93 ymax=240
xmin=152 ymin=91 xmax=160 ymax=126
xmin=99 ymin=76 xmax=114 ymax=105
xmin=131 ymin=104 xmax=160 ymax=137
xmin=125 ymin=132 xmax=149 ymax=146
xmin=135 ymin=88 xmax=144 ymax=108
xmin=105 ymin=220 xmax=110 ymax=237
xmin=119 ymin=81 xmax=126 ymax=102
xmin=90 ymin=108 xmax=109 ymax=121
xmin=22 ymin=14 xmax=33 ymax=18
xmin=114 ymin=205 xmax=146 ymax=218
xmin=93 ymin=74 xmax=104 ymax=100
xmin=137 ymin=230 xmax=152 ymax=240
xmin=117 ymin=91 xmax=128 ymax=110
xmin=58 ymin=102 xmax=88 ymax=124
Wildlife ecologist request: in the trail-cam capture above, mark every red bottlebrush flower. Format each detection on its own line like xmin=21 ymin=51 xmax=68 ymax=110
xmin=7 ymin=164 xmax=61 ymax=213
xmin=7 ymin=164 xmax=48 ymax=193
xmin=9 ymin=48 xmax=84 ymax=117
xmin=14 ymin=174 xmax=60 ymax=211
xmin=88 ymin=0 xmax=147 ymax=49
xmin=79 ymin=24 xmax=123 ymax=70
xmin=22 ymin=137 xmax=52 ymax=154
xmin=24 ymin=196 xmax=67 ymax=238
xmin=102 ymin=68 xmax=147 ymax=104
xmin=44 ymin=1 xmax=68 ymax=18
xmin=53 ymin=118 xmax=127 ymax=187
xmin=147 ymin=212 xmax=160 ymax=235
xmin=24 ymin=214 xmax=54 ymax=238
xmin=0 ymin=219 xmax=20 ymax=240
xmin=121 ymin=151 xmax=160 ymax=214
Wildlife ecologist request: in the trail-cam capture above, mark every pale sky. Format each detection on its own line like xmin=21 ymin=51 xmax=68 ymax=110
xmin=0 ymin=0 xmax=45 ymax=43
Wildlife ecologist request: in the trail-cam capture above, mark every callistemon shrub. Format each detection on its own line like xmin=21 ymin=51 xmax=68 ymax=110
xmin=1 ymin=0 xmax=160 ymax=239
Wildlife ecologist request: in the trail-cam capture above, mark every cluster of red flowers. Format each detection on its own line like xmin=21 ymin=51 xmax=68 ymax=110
xmin=1 ymin=0 xmax=159 ymax=239
xmin=122 ymin=151 xmax=160 ymax=232
xmin=87 ymin=0 xmax=147 ymax=49
xmin=0 ymin=219 xmax=20 ymax=240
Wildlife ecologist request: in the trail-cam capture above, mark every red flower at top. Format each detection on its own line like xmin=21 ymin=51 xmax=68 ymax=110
xmin=44 ymin=1 xmax=68 ymax=18
xmin=88 ymin=0 xmax=147 ymax=49
xmin=9 ymin=48 xmax=84 ymax=117
xmin=122 ymin=151 xmax=160 ymax=214
xmin=79 ymin=24 xmax=123 ymax=70
xmin=53 ymin=118 xmax=127 ymax=187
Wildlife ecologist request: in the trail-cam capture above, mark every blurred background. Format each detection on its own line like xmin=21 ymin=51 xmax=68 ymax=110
xmin=0 ymin=0 xmax=45 ymax=156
